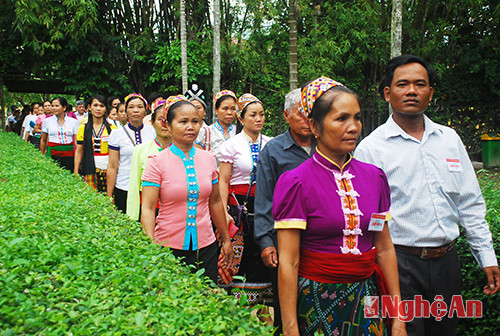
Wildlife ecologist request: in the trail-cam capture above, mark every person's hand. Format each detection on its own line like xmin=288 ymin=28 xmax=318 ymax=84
xmin=391 ymin=319 xmax=407 ymax=336
xmin=225 ymin=211 xmax=234 ymax=227
xmin=261 ymin=246 xmax=278 ymax=268
xmin=221 ymin=240 xmax=234 ymax=270
xmin=483 ymin=266 xmax=500 ymax=295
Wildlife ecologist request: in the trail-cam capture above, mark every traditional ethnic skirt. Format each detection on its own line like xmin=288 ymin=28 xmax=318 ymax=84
xmin=84 ymin=168 xmax=107 ymax=193
xmin=217 ymin=185 xmax=273 ymax=306
xmin=47 ymin=142 xmax=75 ymax=172
xmin=297 ymin=276 xmax=386 ymax=336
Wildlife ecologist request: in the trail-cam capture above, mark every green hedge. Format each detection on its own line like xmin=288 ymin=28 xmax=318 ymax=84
xmin=457 ymin=170 xmax=500 ymax=334
xmin=0 ymin=132 xmax=273 ymax=335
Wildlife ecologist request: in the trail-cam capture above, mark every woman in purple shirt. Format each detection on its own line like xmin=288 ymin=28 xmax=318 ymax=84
xmin=273 ymin=77 xmax=406 ymax=336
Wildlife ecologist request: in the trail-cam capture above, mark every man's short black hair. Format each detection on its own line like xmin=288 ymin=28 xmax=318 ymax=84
xmin=147 ymin=92 xmax=164 ymax=105
xmin=379 ymin=54 xmax=436 ymax=99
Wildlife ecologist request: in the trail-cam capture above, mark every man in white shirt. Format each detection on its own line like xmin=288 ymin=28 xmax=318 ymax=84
xmin=75 ymin=100 xmax=87 ymax=122
xmin=22 ymin=103 xmax=39 ymax=141
xmin=355 ymin=55 xmax=499 ymax=336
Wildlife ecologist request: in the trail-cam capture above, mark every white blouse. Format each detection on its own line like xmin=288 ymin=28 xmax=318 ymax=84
xmin=218 ymin=131 xmax=271 ymax=185
xmin=195 ymin=121 xmax=236 ymax=166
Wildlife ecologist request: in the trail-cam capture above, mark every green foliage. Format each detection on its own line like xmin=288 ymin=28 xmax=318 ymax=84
xmin=0 ymin=132 xmax=273 ymax=335
xmin=150 ymin=38 xmax=212 ymax=94
xmin=14 ymin=0 xmax=99 ymax=52
xmin=456 ymin=170 xmax=500 ymax=334
xmin=297 ymin=0 xmax=389 ymax=100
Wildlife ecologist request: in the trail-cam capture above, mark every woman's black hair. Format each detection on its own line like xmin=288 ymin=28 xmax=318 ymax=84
xmin=214 ymin=95 xmax=237 ymax=110
xmin=51 ymin=97 xmax=68 ymax=109
xmin=107 ymin=95 xmax=120 ymax=108
xmin=81 ymin=94 xmax=111 ymax=175
xmin=166 ymin=100 xmax=195 ymax=125
xmin=308 ymin=86 xmax=358 ymax=128
xmin=236 ymin=101 xmax=263 ymax=134
xmin=107 ymin=106 xmax=117 ymax=117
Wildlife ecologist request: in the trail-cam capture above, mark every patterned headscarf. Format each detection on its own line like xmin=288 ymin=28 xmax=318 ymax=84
xmin=299 ymin=76 xmax=345 ymax=119
xmin=237 ymin=93 xmax=262 ymax=117
xmin=161 ymin=95 xmax=189 ymax=126
xmin=150 ymin=99 xmax=164 ymax=112
xmin=213 ymin=90 xmax=237 ymax=108
xmin=124 ymin=93 xmax=148 ymax=108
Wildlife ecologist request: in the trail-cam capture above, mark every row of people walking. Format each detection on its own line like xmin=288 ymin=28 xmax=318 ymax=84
xmin=15 ymin=54 xmax=499 ymax=336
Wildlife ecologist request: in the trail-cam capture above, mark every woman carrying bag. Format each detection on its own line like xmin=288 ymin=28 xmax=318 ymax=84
xmin=218 ymin=94 xmax=273 ymax=317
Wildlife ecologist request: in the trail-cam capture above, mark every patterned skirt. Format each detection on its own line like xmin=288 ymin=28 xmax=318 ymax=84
xmin=84 ymin=169 xmax=107 ymax=193
xmin=297 ymin=276 xmax=386 ymax=336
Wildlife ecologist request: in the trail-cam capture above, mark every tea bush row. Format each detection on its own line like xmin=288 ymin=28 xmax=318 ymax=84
xmin=457 ymin=169 xmax=500 ymax=334
xmin=0 ymin=132 xmax=273 ymax=335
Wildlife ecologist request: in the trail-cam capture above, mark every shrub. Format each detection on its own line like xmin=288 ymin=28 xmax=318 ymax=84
xmin=0 ymin=132 xmax=273 ymax=335
xmin=456 ymin=170 xmax=500 ymax=334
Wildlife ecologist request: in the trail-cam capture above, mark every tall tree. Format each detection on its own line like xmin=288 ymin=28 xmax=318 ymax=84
xmin=289 ymin=0 xmax=298 ymax=90
xmin=213 ymin=0 xmax=221 ymax=109
xmin=391 ymin=0 xmax=403 ymax=57
xmin=180 ymin=0 xmax=188 ymax=93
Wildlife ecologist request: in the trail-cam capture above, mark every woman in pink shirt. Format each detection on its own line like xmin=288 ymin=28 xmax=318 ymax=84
xmin=141 ymin=95 xmax=233 ymax=283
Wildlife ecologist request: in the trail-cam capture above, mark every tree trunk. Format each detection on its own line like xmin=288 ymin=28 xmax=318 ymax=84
xmin=213 ymin=0 xmax=221 ymax=122
xmin=289 ymin=0 xmax=298 ymax=91
xmin=391 ymin=0 xmax=403 ymax=58
xmin=180 ymin=0 xmax=188 ymax=94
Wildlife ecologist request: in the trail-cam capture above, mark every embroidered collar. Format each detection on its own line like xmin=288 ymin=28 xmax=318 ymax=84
xmin=315 ymin=149 xmax=352 ymax=172
xmin=242 ymin=131 xmax=260 ymax=144
xmin=154 ymin=138 xmax=163 ymax=151
xmin=128 ymin=122 xmax=144 ymax=132
xmin=214 ymin=120 xmax=234 ymax=139
xmin=170 ymin=143 xmax=196 ymax=160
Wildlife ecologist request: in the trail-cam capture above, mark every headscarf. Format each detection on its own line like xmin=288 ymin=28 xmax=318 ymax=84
xmin=150 ymin=99 xmax=164 ymax=112
xmin=299 ymin=76 xmax=345 ymax=119
xmin=237 ymin=93 xmax=262 ymax=117
xmin=124 ymin=93 xmax=148 ymax=108
xmin=185 ymin=84 xmax=208 ymax=112
xmin=160 ymin=95 xmax=189 ymax=127
xmin=213 ymin=90 xmax=237 ymax=108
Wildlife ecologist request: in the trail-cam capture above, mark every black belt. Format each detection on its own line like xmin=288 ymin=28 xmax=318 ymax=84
xmin=394 ymin=239 xmax=457 ymax=259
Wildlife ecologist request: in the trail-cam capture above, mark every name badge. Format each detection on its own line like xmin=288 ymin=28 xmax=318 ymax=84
xmin=446 ymin=158 xmax=463 ymax=172
xmin=368 ymin=212 xmax=391 ymax=232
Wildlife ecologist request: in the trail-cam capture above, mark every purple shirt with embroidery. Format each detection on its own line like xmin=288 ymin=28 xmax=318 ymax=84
xmin=273 ymin=151 xmax=391 ymax=255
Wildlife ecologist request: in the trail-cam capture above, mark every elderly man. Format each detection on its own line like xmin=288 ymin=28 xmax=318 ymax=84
xmin=355 ymin=54 xmax=499 ymax=336
xmin=254 ymin=88 xmax=315 ymax=334
xmin=75 ymin=100 xmax=87 ymax=122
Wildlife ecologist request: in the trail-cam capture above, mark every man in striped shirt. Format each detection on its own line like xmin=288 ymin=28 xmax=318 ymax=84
xmin=355 ymin=54 xmax=499 ymax=336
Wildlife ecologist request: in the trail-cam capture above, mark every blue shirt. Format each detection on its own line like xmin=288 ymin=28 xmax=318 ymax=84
xmin=254 ymin=129 xmax=315 ymax=251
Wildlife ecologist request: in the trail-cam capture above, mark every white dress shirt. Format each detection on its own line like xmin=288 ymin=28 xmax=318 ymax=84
xmin=355 ymin=114 xmax=497 ymax=268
